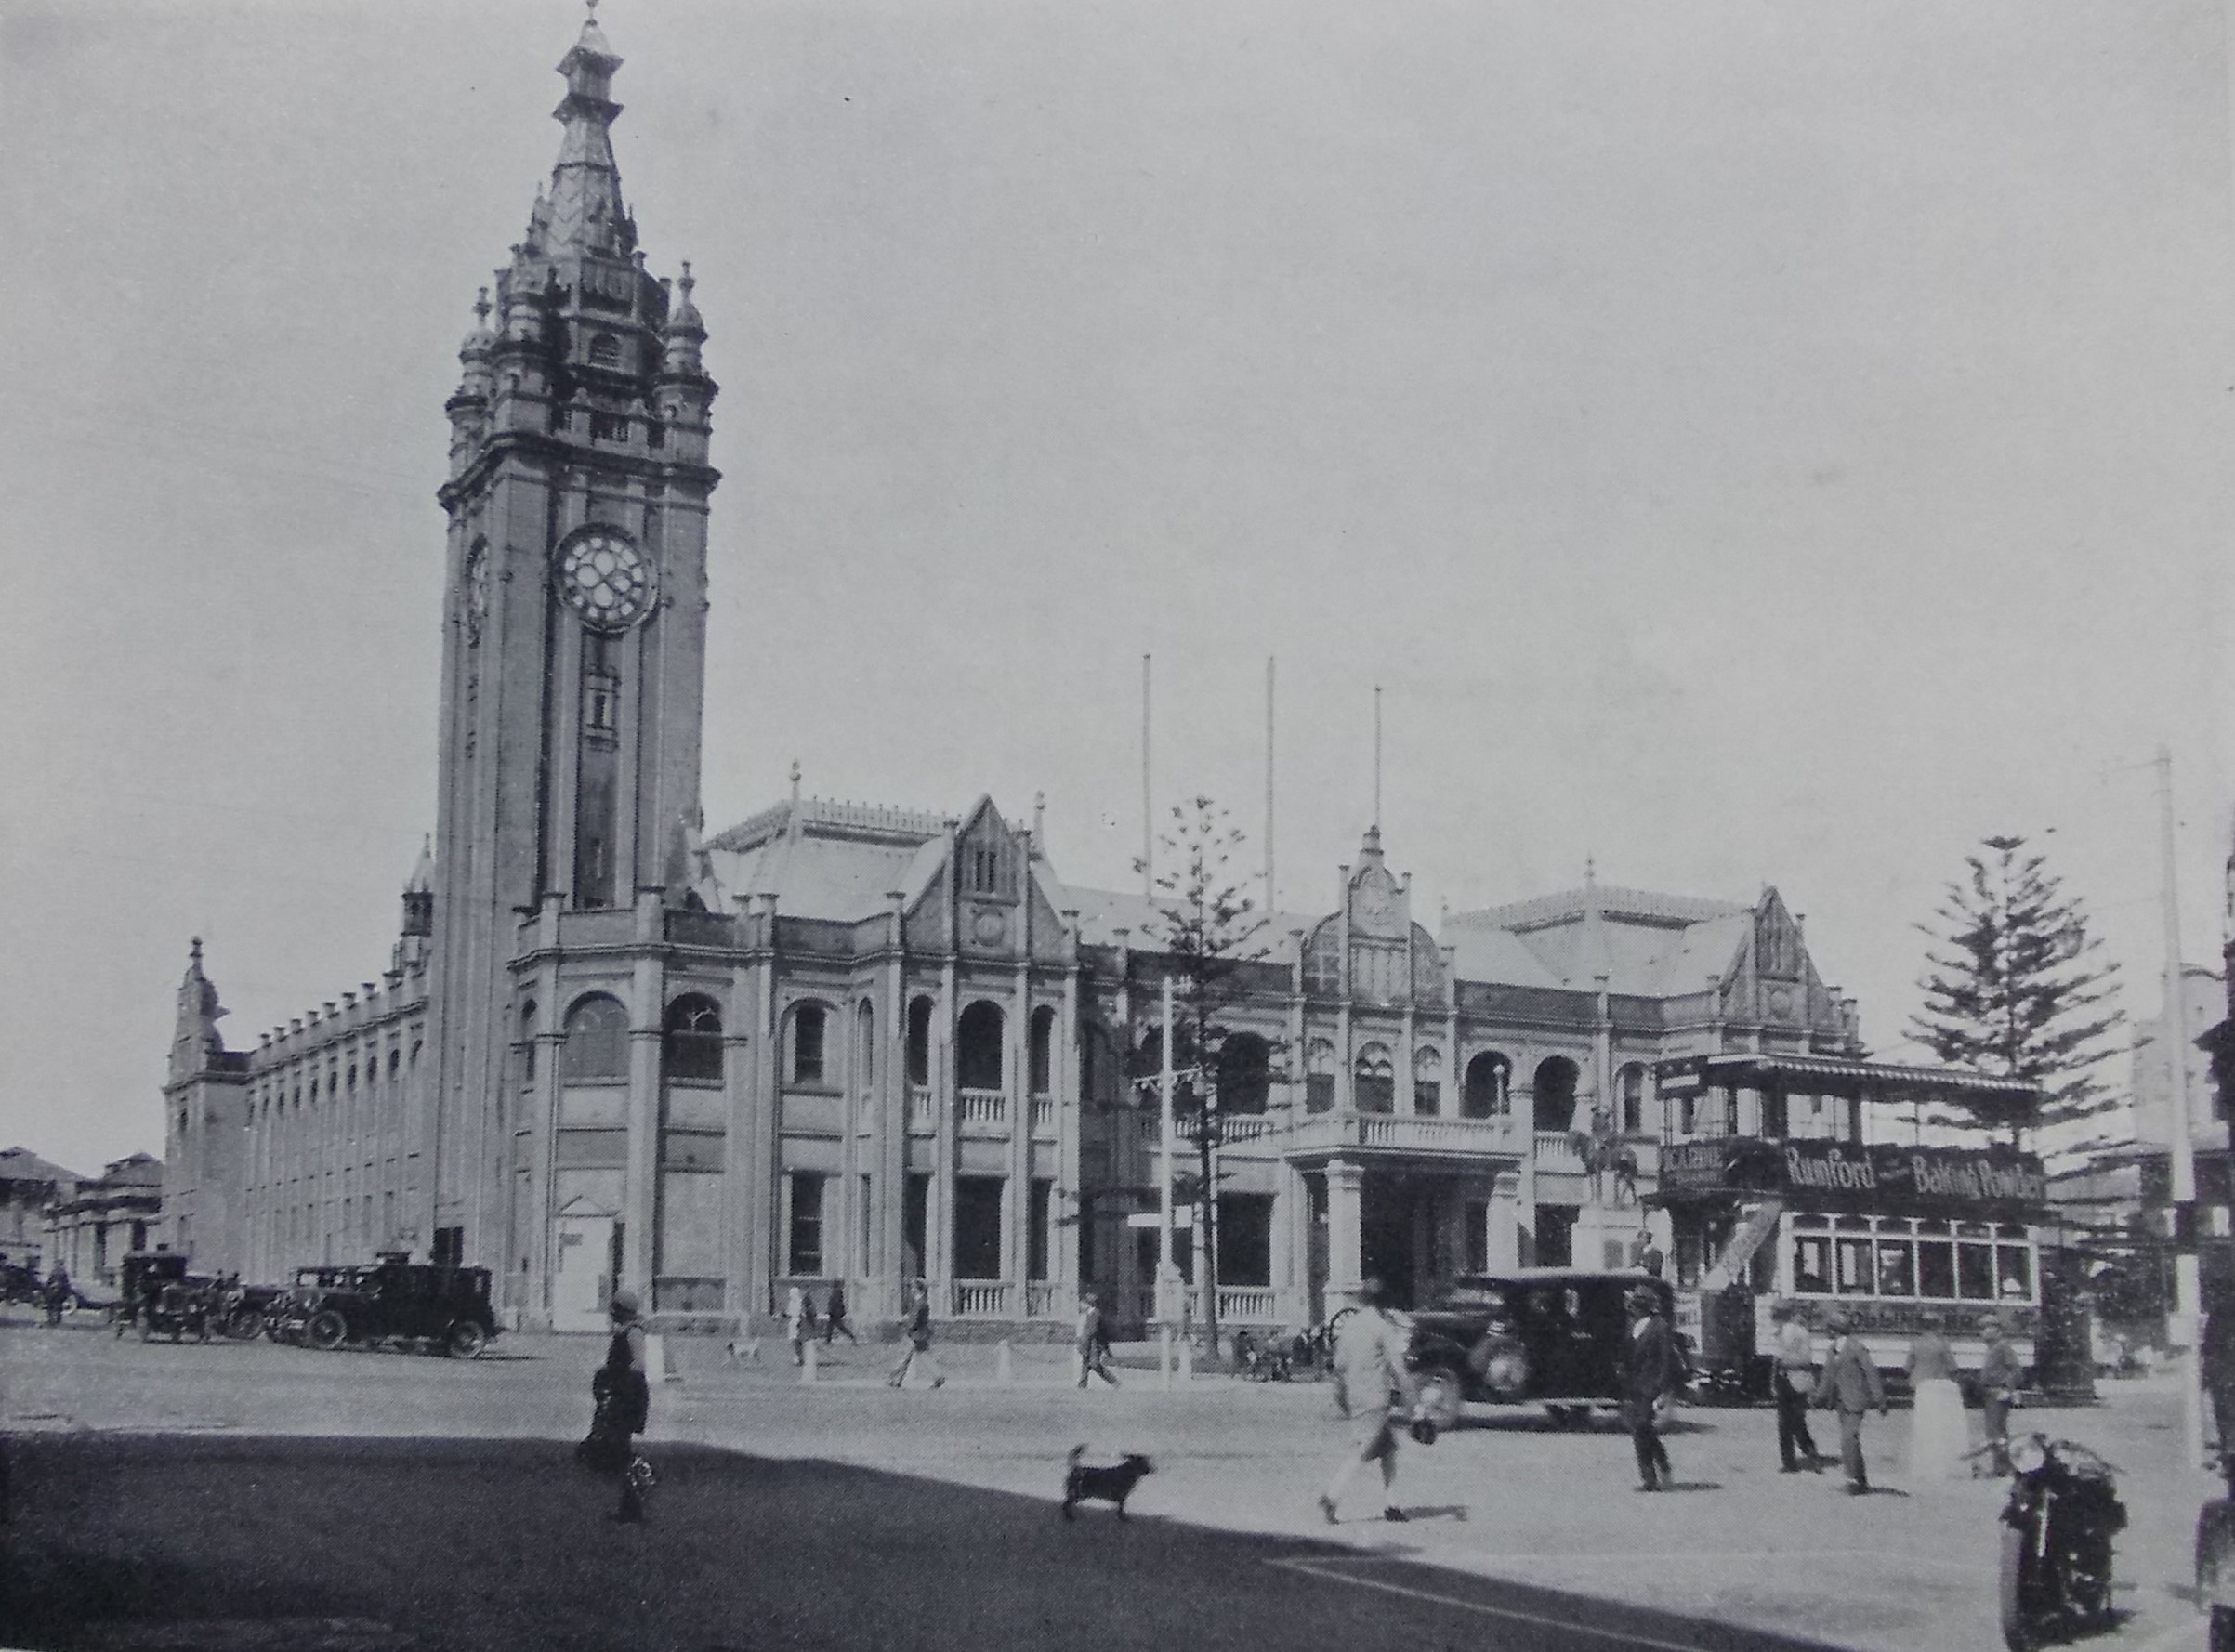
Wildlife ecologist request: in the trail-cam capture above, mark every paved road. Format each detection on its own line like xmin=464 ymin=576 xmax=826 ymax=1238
xmin=0 ymin=1313 xmax=2215 ymax=1652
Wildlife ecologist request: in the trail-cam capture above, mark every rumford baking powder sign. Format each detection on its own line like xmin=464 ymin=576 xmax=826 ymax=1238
xmin=1659 ymin=1137 xmax=2046 ymax=1216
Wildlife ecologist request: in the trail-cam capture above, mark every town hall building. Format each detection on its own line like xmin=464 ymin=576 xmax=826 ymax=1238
xmin=160 ymin=8 xmax=1884 ymax=1336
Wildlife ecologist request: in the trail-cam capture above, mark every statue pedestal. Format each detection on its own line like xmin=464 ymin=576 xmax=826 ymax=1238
xmin=1571 ymin=1202 xmax=1647 ymax=1272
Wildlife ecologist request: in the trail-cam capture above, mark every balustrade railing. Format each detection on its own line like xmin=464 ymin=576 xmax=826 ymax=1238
xmin=1023 ymin=1282 xmax=1058 ymax=1318
xmin=1030 ymin=1097 xmax=1055 ymax=1133
xmin=1533 ymin=1131 xmax=1585 ymax=1173
xmin=950 ymin=1280 xmax=1010 ymax=1318
xmin=906 ymin=1085 xmax=936 ymax=1133
xmin=958 ymin=1088 xmax=1007 ymax=1129
xmin=1217 ymin=1287 xmax=1279 ymax=1322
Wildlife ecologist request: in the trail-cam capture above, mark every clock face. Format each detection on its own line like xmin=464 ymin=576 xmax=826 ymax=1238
xmin=556 ymin=530 xmax=656 ymax=630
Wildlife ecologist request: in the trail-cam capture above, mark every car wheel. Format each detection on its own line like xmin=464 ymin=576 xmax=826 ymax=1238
xmin=1416 ymin=1366 xmax=1466 ymax=1432
xmin=447 ymin=1321 xmax=489 ymax=1360
xmin=307 ymin=1310 xmax=348 ymax=1352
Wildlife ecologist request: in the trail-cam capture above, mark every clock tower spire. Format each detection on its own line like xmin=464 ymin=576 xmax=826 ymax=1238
xmin=425 ymin=3 xmax=719 ymax=1278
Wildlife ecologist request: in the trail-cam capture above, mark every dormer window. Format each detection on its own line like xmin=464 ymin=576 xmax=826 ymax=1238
xmin=588 ymin=332 xmax=623 ymax=370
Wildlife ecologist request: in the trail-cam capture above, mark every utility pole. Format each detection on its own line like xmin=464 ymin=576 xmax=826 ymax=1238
xmin=1157 ymin=975 xmax=1178 ymax=1330
xmin=2158 ymin=744 xmax=2204 ymax=1469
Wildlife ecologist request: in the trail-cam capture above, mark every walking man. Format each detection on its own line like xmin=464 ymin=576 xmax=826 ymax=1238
xmin=580 ymin=1290 xmax=654 ymax=1524
xmin=1770 ymin=1301 xmax=1822 ymax=1472
xmin=822 ymin=1280 xmax=860 ymax=1345
xmin=1622 ymin=1284 xmax=1678 ymax=1491
xmin=41 ymin=1266 xmax=71 ymax=1329
xmin=1811 ymin=1309 xmax=1887 ymax=1494
xmin=1977 ymin=1315 xmax=2024 ymax=1476
xmin=1075 ymin=1291 xmax=1120 ymax=1388
xmin=887 ymin=1281 xmax=945 ymax=1389
xmin=784 ymin=1283 xmax=808 ymax=1367
xmin=1318 ymin=1277 xmax=1426 ymax=1525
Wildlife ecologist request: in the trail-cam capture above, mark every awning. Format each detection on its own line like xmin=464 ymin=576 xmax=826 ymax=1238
xmin=1659 ymin=1052 xmax=2039 ymax=1125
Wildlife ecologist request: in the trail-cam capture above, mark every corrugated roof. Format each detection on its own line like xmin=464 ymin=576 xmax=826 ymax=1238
xmin=0 ymin=1147 xmax=84 ymax=1186
xmin=1700 ymin=1052 xmax=2038 ymax=1101
xmin=1456 ymin=884 xmax=1747 ymax=932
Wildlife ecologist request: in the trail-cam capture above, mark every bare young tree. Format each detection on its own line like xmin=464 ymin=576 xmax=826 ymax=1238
xmin=1910 ymin=833 xmax=2124 ymax=1147
xmin=1131 ymin=796 xmax=1278 ymax=1355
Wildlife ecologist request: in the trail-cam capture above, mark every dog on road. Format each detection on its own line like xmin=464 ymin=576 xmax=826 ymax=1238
xmin=1061 ymin=1445 xmax=1153 ymax=1520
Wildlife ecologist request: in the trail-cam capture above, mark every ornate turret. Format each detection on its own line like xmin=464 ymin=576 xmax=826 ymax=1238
xmin=168 ymin=937 xmax=228 ymax=1085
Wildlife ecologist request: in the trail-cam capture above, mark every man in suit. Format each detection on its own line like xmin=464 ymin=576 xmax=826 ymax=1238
xmin=1622 ymin=1284 xmax=1678 ymax=1491
xmin=1769 ymin=1300 xmax=1822 ymax=1473
xmin=1976 ymin=1315 xmax=2024 ymax=1476
xmin=1810 ymin=1307 xmax=1887 ymax=1494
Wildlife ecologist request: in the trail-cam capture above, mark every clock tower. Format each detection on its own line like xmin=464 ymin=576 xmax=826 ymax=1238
xmin=425 ymin=6 xmax=718 ymax=1265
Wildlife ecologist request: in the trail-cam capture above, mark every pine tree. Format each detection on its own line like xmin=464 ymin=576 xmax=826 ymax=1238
xmin=1131 ymin=797 xmax=1277 ymax=1355
xmin=1910 ymin=834 xmax=2123 ymax=1146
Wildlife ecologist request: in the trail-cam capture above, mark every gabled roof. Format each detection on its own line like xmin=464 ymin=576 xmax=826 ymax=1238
xmin=702 ymin=795 xmax=953 ymax=923
xmin=1446 ymin=885 xmax=1752 ymax=994
xmin=0 ymin=1147 xmax=83 ymax=1187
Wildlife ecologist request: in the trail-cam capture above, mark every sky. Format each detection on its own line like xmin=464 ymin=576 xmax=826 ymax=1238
xmin=2 ymin=0 xmax=2231 ymax=1175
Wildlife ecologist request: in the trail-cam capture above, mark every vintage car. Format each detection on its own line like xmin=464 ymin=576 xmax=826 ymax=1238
xmin=276 ymin=1260 xmax=499 ymax=1358
xmin=111 ymin=1251 xmax=192 ymax=1338
xmin=1405 ymin=1267 xmax=1682 ymax=1430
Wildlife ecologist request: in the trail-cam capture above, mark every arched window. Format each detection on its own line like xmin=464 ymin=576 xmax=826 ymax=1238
xmin=1616 ymin=1063 xmax=1646 ymax=1135
xmin=588 ymin=332 xmax=622 ymax=369
xmin=956 ymin=1002 xmax=1004 ymax=1092
xmin=664 ymin=994 xmax=723 ymax=1082
xmin=857 ymin=1001 xmax=875 ymax=1094
xmin=1532 ymin=1055 xmax=1580 ymax=1134
xmin=1413 ymin=1046 xmax=1443 ymax=1116
xmin=1305 ymin=1038 xmax=1337 ymax=1113
xmin=518 ymin=1000 xmax=538 ymax=1087
xmin=790 ymin=1003 xmax=828 ymax=1086
xmin=1463 ymin=1052 xmax=1511 ymax=1119
xmin=1216 ymin=1031 xmax=1271 ymax=1114
xmin=1029 ymin=1005 xmax=1057 ymax=1096
xmin=906 ymin=996 xmax=934 ymax=1087
xmin=1354 ymin=1042 xmax=1395 ymax=1114
xmin=561 ymin=994 xmax=629 ymax=1081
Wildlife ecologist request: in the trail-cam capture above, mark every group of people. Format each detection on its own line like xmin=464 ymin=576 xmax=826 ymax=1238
xmin=781 ymin=1280 xmax=860 ymax=1365
xmin=1770 ymin=1300 xmax=2027 ymax=1494
xmin=1316 ymin=1279 xmax=2038 ymax=1525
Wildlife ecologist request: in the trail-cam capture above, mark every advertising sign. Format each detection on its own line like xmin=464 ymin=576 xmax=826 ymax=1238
xmin=1655 ymin=1136 xmax=2045 ymax=1218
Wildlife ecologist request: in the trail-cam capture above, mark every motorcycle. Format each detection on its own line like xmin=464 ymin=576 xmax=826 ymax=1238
xmin=2195 ymin=1452 xmax=2235 ymax=1652
xmin=1989 ymin=1432 xmax=2124 ymax=1651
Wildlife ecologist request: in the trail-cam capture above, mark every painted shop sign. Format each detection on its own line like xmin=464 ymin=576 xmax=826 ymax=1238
xmin=1658 ymin=1137 xmax=2046 ymax=1217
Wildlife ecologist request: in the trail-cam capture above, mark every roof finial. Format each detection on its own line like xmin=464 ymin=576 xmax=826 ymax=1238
xmin=789 ymin=759 xmax=802 ymax=804
xmin=190 ymin=936 xmax=204 ymax=965
xmin=472 ymin=287 xmax=491 ymax=326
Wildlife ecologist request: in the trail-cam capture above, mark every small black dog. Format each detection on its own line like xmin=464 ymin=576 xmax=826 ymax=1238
xmin=1061 ymin=1444 xmax=1153 ymax=1520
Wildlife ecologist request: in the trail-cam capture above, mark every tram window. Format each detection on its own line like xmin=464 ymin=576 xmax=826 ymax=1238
xmin=1918 ymin=1240 xmax=1956 ymax=1299
xmin=1793 ymin=1237 xmax=1831 ymax=1294
xmin=1834 ymin=1237 xmax=1875 ymax=1295
xmin=1957 ymin=1241 xmax=1995 ymax=1300
xmin=1994 ymin=1224 xmax=2029 ymax=1239
xmin=1875 ymin=1240 xmax=1915 ymax=1298
xmin=1791 ymin=1213 xmax=1829 ymax=1229
xmin=1914 ymin=1218 xmax=1950 ymax=1236
xmin=1995 ymin=1246 xmax=2033 ymax=1301
xmin=1956 ymin=1222 xmax=1992 ymax=1239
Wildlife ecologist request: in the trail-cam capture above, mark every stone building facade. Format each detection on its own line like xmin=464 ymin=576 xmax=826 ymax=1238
xmin=160 ymin=9 xmax=1872 ymax=1333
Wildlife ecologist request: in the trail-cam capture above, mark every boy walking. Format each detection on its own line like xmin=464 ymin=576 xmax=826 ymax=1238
xmin=1075 ymin=1291 xmax=1120 ymax=1388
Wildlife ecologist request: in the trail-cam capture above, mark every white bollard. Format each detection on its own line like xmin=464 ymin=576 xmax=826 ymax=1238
xmin=995 ymin=1338 xmax=1015 ymax=1385
xmin=1178 ymin=1337 xmax=1194 ymax=1383
xmin=1071 ymin=1348 xmax=1085 ymax=1387
xmin=1159 ymin=1325 xmax=1173 ymax=1390
xmin=801 ymin=1339 xmax=818 ymax=1385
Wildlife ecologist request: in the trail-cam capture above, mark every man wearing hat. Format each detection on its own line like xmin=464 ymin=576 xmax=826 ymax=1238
xmin=1769 ymin=1301 xmax=1822 ymax=1473
xmin=1621 ymin=1284 xmax=1679 ymax=1491
xmin=588 ymin=1290 xmax=655 ymax=1523
xmin=1977 ymin=1315 xmax=2023 ymax=1476
xmin=1318 ymin=1277 xmax=1426 ymax=1524
xmin=1810 ymin=1308 xmax=1887 ymax=1494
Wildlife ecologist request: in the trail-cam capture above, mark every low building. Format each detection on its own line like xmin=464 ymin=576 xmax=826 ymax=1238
xmin=46 ymin=1153 xmax=164 ymax=1290
xmin=0 ymin=1147 xmax=83 ymax=1272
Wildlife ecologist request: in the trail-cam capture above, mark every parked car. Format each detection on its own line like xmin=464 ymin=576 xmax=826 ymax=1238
xmin=111 ymin=1251 xmax=191 ymax=1338
xmin=1405 ymin=1267 xmax=1682 ymax=1430
xmin=277 ymin=1260 xmax=499 ymax=1358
